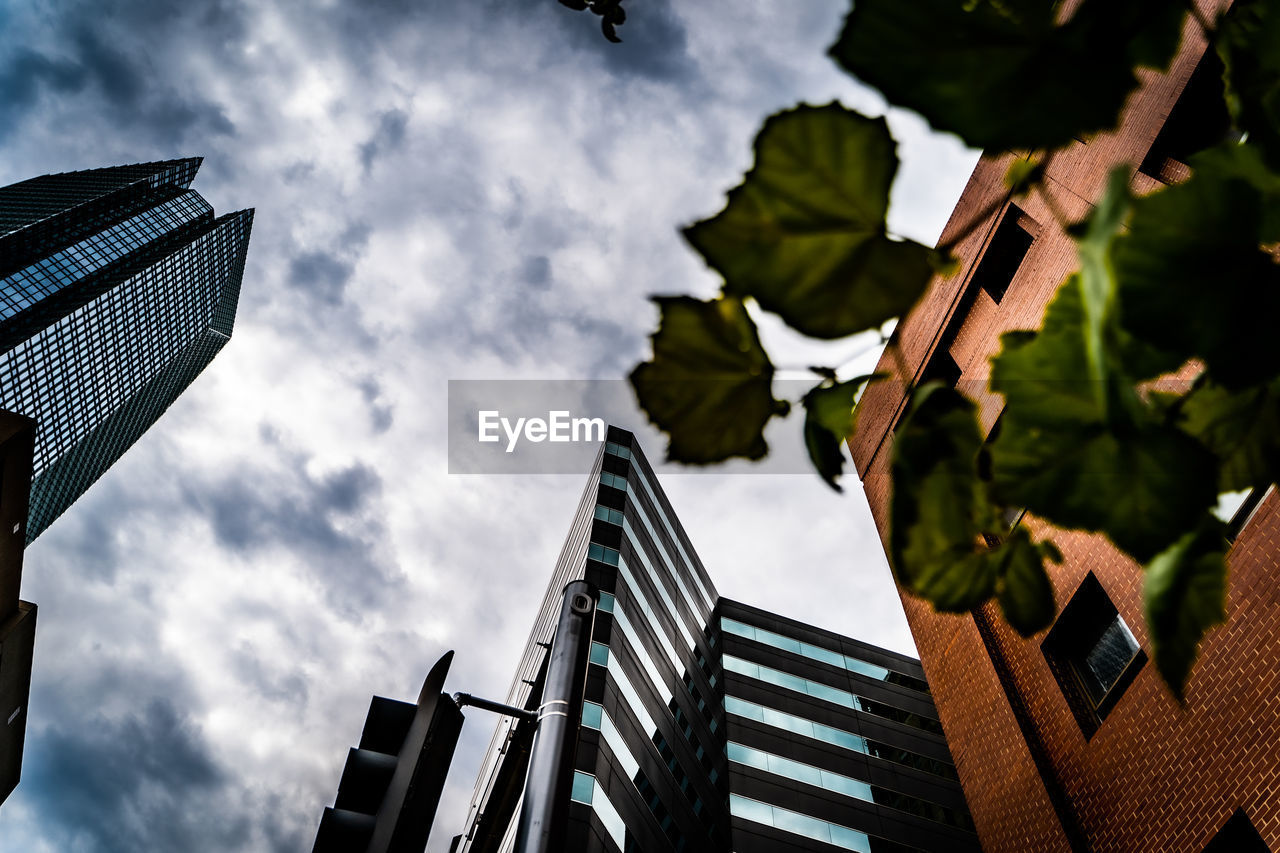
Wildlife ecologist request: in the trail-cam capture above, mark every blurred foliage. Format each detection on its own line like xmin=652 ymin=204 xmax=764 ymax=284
xmin=629 ymin=0 xmax=1280 ymax=698
xmin=558 ymin=0 xmax=626 ymax=43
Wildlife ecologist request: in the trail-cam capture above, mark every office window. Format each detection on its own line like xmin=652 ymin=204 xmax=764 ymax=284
xmin=593 ymin=505 xmax=625 ymax=526
xmin=1140 ymin=48 xmax=1235 ymax=185
xmin=723 ymin=695 xmax=960 ymax=780
xmin=726 ymin=794 xmax=919 ymax=853
xmin=721 ymin=616 xmax=928 ymax=692
xmin=919 ymin=348 xmax=962 ymax=389
xmin=899 ymin=205 xmax=1036 ymax=425
xmin=587 ymin=543 xmax=620 ymax=565
xmin=589 ymin=642 xmax=611 ymax=667
xmin=600 ymin=470 xmax=628 ymax=491
xmin=569 ymin=772 xmax=627 ymax=851
xmin=969 ymin=204 xmax=1036 ymax=305
xmin=1215 ymin=487 xmax=1270 ymax=545
xmin=721 ymin=655 xmax=944 ymax=735
xmin=1042 ymin=574 xmax=1146 ymax=737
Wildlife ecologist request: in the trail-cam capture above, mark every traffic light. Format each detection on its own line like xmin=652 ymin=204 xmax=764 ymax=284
xmin=314 ymin=651 xmax=463 ymax=853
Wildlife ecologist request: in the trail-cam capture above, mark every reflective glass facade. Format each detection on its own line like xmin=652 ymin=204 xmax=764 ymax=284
xmin=0 ymin=159 xmax=253 ymax=541
xmin=457 ymin=427 xmax=976 ymax=852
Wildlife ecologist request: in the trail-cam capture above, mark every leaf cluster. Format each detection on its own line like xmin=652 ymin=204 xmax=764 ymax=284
xmin=629 ymin=0 xmax=1280 ymax=699
xmin=558 ymin=0 xmax=626 ymax=43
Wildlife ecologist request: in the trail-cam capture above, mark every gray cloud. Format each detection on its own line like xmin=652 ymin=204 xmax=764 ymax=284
xmin=0 ymin=50 xmax=88 ymax=137
xmin=568 ymin=0 xmax=695 ymax=81
xmin=69 ymin=24 xmax=235 ymax=146
xmin=19 ymin=662 xmax=250 ymax=853
xmin=495 ymin=0 xmax=696 ymax=82
xmin=356 ymin=376 xmax=395 ymax=434
xmin=180 ymin=454 xmax=399 ymax=616
xmin=70 ymin=26 xmax=144 ymax=107
xmin=231 ymin=642 xmax=311 ymax=705
xmin=288 ymin=251 xmax=354 ymax=307
xmin=359 ymin=109 xmax=409 ymax=173
xmin=519 ymin=254 xmax=551 ymax=289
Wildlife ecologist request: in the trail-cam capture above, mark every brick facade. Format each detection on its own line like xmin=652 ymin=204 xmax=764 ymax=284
xmin=851 ymin=4 xmax=1280 ymax=850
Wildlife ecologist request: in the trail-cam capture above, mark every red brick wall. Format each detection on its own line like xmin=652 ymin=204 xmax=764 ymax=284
xmin=853 ymin=4 xmax=1280 ymax=849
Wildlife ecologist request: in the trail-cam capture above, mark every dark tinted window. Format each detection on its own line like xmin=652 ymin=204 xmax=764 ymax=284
xmin=970 ymin=206 xmax=1035 ymax=304
xmin=1042 ymin=574 xmax=1146 ymax=737
xmin=1079 ymin=618 xmax=1140 ymax=705
xmin=1203 ymin=809 xmax=1269 ymax=853
xmin=904 ymin=204 xmax=1037 ymax=417
xmin=1140 ymin=48 xmax=1236 ymax=184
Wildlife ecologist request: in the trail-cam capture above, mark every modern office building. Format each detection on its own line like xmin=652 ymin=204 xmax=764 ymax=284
xmin=0 ymin=158 xmax=253 ymax=541
xmin=849 ymin=7 xmax=1278 ymax=851
xmin=0 ymin=410 xmax=37 ymax=805
xmin=455 ymin=427 xmax=976 ymax=852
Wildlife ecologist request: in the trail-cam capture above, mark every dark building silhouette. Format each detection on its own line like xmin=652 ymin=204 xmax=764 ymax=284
xmin=314 ymin=653 xmax=464 ymax=853
xmin=455 ymin=428 xmax=975 ymax=852
xmin=850 ymin=3 xmax=1278 ymax=850
xmin=0 ymin=159 xmax=253 ymax=541
xmin=0 ymin=411 xmax=36 ymax=805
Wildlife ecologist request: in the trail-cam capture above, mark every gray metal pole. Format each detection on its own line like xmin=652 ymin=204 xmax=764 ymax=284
xmin=453 ymin=693 xmax=537 ymax=723
xmin=514 ymin=580 xmax=596 ymax=853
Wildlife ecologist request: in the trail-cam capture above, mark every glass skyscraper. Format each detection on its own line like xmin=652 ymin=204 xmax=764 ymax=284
xmin=0 ymin=158 xmax=253 ymax=542
xmin=455 ymin=427 xmax=977 ymax=853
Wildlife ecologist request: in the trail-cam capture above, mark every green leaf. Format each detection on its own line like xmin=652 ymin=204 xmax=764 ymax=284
xmin=890 ymin=384 xmax=995 ymax=605
xmin=995 ymin=528 xmax=1060 ymax=637
xmin=1180 ymin=377 xmax=1280 ymax=492
xmin=829 ymin=0 xmax=1185 ymax=151
xmin=989 ymin=277 xmax=1219 ymax=561
xmin=1218 ymin=0 xmax=1280 ymax=170
xmin=891 ymin=384 xmax=1065 ymax=619
xmin=802 ymin=375 xmax=877 ymax=492
xmin=1143 ymin=518 xmax=1228 ymax=701
xmin=892 ymin=384 xmax=1062 ymax=620
xmin=630 ymin=296 xmax=788 ymax=464
xmin=1070 ymin=167 xmax=1184 ymax=385
xmin=988 ymin=277 xmax=1106 ymax=429
xmin=1004 ymin=156 xmax=1045 ymax=195
xmin=1113 ymin=143 xmax=1280 ymax=389
xmin=683 ymin=103 xmax=933 ymax=339
xmin=1071 ymin=168 xmax=1131 ymax=403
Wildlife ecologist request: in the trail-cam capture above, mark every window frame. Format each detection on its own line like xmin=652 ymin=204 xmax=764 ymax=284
xmin=1222 ymin=485 xmax=1272 ymax=545
xmin=1041 ymin=573 xmax=1147 ymax=738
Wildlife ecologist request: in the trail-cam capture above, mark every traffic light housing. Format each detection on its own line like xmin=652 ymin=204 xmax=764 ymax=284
xmin=314 ymin=651 xmax=464 ymax=853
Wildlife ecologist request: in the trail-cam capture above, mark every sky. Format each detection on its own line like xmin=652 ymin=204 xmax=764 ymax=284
xmin=0 ymin=1 xmax=978 ymax=850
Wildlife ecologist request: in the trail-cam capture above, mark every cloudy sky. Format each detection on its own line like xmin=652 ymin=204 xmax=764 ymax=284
xmin=0 ymin=1 xmax=978 ymax=850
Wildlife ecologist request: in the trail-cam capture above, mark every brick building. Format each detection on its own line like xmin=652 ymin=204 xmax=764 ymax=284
xmin=850 ymin=6 xmax=1279 ymax=852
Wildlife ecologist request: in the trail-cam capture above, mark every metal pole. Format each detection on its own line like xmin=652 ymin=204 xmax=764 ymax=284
xmin=514 ymin=580 xmax=596 ymax=853
xmin=453 ymin=693 xmax=537 ymax=724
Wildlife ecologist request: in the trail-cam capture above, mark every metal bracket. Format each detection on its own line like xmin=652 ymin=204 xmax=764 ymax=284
xmin=453 ymin=692 xmax=538 ymax=724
